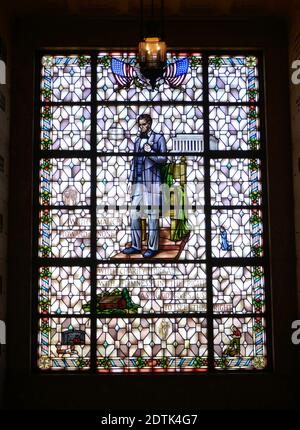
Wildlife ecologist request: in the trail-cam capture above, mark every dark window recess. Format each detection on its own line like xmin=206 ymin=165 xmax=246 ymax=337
xmin=0 ymin=156 xmax=4 ymax=173
xmin=0 ymin=91 xmax=5 ymax=112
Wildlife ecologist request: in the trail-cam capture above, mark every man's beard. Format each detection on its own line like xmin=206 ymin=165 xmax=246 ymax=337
xmin=140 ymin=132 xmax=148 ymax=139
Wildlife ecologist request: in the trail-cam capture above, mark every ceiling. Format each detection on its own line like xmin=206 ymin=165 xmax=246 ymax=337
xmin=4 ymin=0 xmax=297 ymax=19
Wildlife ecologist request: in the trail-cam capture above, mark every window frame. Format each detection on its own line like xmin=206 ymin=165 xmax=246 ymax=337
xmin=32 ymin=49 xmax=272 ymax=374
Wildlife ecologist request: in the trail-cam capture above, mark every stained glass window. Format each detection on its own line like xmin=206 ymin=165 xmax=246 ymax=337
xmin=35 ymin=52 xmax=268 ymax=372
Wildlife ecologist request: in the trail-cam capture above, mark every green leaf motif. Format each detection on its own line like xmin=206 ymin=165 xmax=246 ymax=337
xmin=248 ymin=138 xmax=260 ymax=150
xmin=41 ymin=88 xmax=52 ymax=100
xmin=157 ymin=356 xmax=170 ymax=369
xmin=210 ymin=57 xmax=222 ymax=68
xmin=98 ymin=56 xmax=111 ymax=68
xmin=40 ymin=268 xmax=52 ymax=279
xmin=78 ymin=56 xmax=90 ymax=67
xmin=252 ymin=267 xmax=263 ymax=279
xmin=40 ymin=246 xmax=51 ymax=258
xmin=135 ymin=356 xmax=147 ymax=369
xmin=249 ymin=159 xmax=258 ymax=171
xmin=253 ymin=321 xmax=263 ymax=333
xmin=42 ymin=108 xmax=52 ymax=120
xmin=76 ymin=358 xmax=86 ymax=369
xmin=219 ymin=357 xmax=229 ymax=369
xmin=40 ymin=321 xmax=51 ymax=334
xmin=41 ymin=213 xmax=53 ymax=224
xmin=251 ymin=245 xmax=263 ymax=257
xmin=41 ymin=160 xmax=53 ymax=171
xmin=41 ymin=191 xmax=51 ymax=205
xmin=252 ymin=298 xmax=265 ymax=310
xmin=98 ymin=357 xmax=112 ymax=369
xmin=249 ymin=191 xmax=261 ymax=203
xmin=190 ymin=56 xmax=201 ymax=68
xmin=250 ymin=214 xmax=261 ymax=225
xmin=193 ymin=356 xmax=206 ymax=368
xmin=39 ymin=297 xmax=51 ymax=312
xmin=248 ymin=109 xmax=258 ymax=119
xmin=41 ymin=138 xmax=53 ymax=150
xmin=247 ymin=88 xmax=258 ymax=99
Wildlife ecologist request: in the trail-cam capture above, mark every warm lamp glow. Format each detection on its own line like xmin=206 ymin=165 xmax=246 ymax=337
xmin=138 ymin=37 xmax=167 ymax=69
xmin=137 ymin=0 xmax=167 ymax=89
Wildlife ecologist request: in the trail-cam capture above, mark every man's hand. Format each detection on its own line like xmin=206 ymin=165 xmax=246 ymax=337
xmin=128 ymin=182 xmax=132 ymax=195
xmin=144 ymin=143 xmax=152 ymax=152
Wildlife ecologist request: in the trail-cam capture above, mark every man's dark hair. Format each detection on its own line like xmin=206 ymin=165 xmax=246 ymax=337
xmin=138 ymin=114 xmax=152 ymax=126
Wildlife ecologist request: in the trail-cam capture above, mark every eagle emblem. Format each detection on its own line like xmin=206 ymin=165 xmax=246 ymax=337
xmin=111 ymin=57 xmax=189 ymax=89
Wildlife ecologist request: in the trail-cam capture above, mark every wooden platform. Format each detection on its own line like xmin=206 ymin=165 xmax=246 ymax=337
xmin=112 ymin=227 xmax=190 ymax=260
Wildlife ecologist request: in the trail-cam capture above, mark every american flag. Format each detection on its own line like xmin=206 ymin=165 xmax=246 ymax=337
xmin=111 ymin=58 xmax=134 ymax=87
xmin=164 ymin=57 xmax=189 ymax=87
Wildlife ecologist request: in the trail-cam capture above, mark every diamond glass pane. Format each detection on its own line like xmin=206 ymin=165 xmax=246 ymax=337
xmin=41 ymin=55 xmax=91 ymax=103
xmin=210 ymin=159 xmax=262 ymax=206
xmin=208 ymin=56 xmax=259 ymax=103
xmin=97 ymin=317 xmax=208 ymax=373
xmin=41 ymin=105 xmax=91 ymax=150
xmin=209 ymin=106 xmax=260 ymax=151
xmin=214 ymin=317 xmax=266 ymax=370
xmin=211 ymin=209 xmax=263 ymax=258
xmin=212 ymin=266 xmax=265 ymax=314
xmin=38 ymin=317 xmax=91 ymax=371
xmin=40 ymin=158 xmax=91 ymax=206
xmin=39 ymin=209 xmax=91 ymax=258
xmin=38 ymin=267 xmax=91 ymax=315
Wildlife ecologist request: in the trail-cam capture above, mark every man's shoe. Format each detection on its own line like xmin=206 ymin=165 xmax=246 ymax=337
xmin=143 ymin=249 xmax=158 ymax=258
xmin=122 ymin=247 xmax=141 ymax=255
